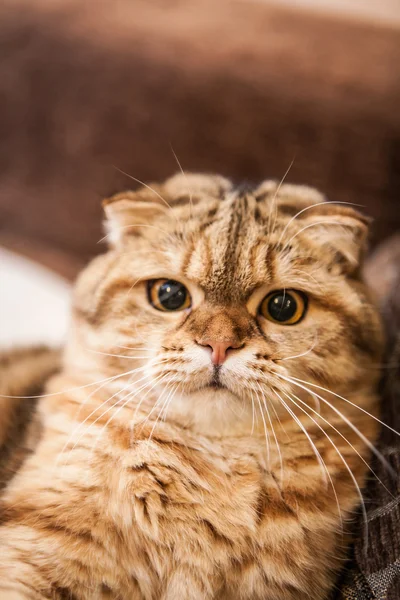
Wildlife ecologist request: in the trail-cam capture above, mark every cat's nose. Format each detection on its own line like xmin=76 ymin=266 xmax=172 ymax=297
xmin=196 ymin=339 xmax=244 ymax=365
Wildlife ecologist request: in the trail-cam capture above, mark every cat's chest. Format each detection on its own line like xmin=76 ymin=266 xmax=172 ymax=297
xmin=101 ymin=437 xmax=277 ymax=550
xmin=4 ymin=428 xmax=338 ymax=599
xmin=93 ymin=438 xmax=319 ymax=598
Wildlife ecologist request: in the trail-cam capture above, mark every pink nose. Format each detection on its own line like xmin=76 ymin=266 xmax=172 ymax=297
xmin=197 ymin=339 xmax=243 ymax=365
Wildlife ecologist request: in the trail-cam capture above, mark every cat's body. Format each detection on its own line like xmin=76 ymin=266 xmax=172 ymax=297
xmin=0 ymin=174 xmax=383 ymax=599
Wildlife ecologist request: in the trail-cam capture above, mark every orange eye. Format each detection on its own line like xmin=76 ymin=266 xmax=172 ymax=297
xmin=259 ymin=290 xmax=307 ymax=325
xmin=147 ymin=279 xmax=191 ymax=312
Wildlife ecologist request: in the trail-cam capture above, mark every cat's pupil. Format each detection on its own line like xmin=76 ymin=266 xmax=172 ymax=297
xmin=268 ymin=293 xmax=297 ymax=322
xmin=158 ymin=280 xmax=187 ymax=310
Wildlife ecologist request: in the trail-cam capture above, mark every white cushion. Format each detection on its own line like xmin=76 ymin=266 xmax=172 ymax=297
xmin=0 ymin=247 xmax=72 ymax=348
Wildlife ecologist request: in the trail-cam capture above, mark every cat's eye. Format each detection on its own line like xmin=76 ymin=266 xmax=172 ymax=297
xmin=259 ymin=290 xmax=307 ymax=325
xmin=147 ymin=279 xmax=191 ymax=312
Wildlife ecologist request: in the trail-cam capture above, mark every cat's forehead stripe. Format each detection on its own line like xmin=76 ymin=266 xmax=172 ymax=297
xmin=182 ymin=193 xmax=274 ymax=302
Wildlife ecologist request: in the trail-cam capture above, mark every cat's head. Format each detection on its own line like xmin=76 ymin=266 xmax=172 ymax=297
xmin=66 ymin=173 xmax=383 ymax=433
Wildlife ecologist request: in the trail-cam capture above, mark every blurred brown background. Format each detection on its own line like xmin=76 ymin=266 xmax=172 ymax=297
xmin=0 ymin=0 xmax=399 ymax=279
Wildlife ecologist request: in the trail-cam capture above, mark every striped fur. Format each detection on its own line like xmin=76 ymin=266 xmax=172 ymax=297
xmin=0 ymin=174 xmax=384 ymax=599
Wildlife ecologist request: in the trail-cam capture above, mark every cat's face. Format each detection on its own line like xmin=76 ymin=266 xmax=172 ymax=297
xmin=67 ymin=174 xmax=383 ymax=433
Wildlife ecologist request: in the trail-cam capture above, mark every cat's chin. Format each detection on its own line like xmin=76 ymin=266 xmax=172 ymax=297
xmin=164 ymin=386 xmax=256 ymax=436
xmin=187 ymin=385 xmax=240 ymax=402
xmin=202 ymin=381 xmax=226 ymax=391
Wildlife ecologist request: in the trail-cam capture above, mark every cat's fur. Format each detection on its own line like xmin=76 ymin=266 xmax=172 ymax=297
xmin=0 ymin=347 xmax=60 ymax=491
xmin=0 ymin=174 xmax=384 ymax=599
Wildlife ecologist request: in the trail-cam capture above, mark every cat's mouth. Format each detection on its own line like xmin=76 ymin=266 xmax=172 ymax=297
xmin=206 ymin=381 xmax=225 ymax=390
xmin=204 ymin=367 xmax=225 ymax=390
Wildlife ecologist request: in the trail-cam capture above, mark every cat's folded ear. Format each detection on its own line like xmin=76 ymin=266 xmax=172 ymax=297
xmin=102 ymin=189 xmax=169 ymax=246
xmin=287 ymin=203 xmax=370 ymax=274
xmin=267 ymin=184 xmax=370 ymax=273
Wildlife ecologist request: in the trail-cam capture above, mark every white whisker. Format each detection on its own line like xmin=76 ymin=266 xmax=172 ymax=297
xmin=276 ymin=332 xmax=318 ymax=361
xmin=277 ymin=200 xmax=363 ymax=247
xmin=147 ymin=380 xmax=178 ymax=441
xmin=284 ymin=374 xmax=400 ymax=446
xmin=249 ymin=387 xmax=258 ymax=436
xmin=255 ymin=381 xmax=283 ymax=481
xmin=169 ymin=145 xmax=194 ymax=221
xmin=57 ymin=369 xmax=158 ymax=469
xmin=282 ymin=388 xmax=393 ymax=497
xmin=283 ymin=221 xmax=347 ymax=251
xmin=88 ymin=350 xmax=156 ymax=360
xmin=279 ymin=384 xmax=368 ymax=545
xmin=99 ymin=223 xmax=171 ymax=244
xmin=0 ymin=367 xmax=145 ymax=401
xmin=88 ymin=372 xmax=170 ymax=462
xmin=267 ymin=159 xmax=295 ymax=238
xmin=253 ymin=387 xmax=270 ymax=464
xmin=113 ymin=166 xmax=175 ymax=214
xmin=272 ymin=389 xmax=328 ymax=487
xmin=280 ymin=391 xmax=344 ymax=529
xmin=57 ymin=356 xmax=172 ymax=468
xmin=276 ymin=373 xmax=396 ymax=479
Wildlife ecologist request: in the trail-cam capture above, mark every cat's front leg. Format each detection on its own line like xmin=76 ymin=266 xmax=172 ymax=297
xmin=161 ymin=565 xmax=219 ymax=600
xmin=0 ymin=586 xmax=48 ymax=600
xmin=0 ymin=527 xmax=61 ymax=600
xmin=0 ymin=557 xmax=51 ymax=600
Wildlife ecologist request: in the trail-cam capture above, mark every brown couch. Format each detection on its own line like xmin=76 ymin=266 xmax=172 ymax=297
xmin=0 ymin=0 xmax=399 ymax=279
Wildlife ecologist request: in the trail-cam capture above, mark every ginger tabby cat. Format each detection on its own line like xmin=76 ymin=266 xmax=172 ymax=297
xmin=0 ymin=174 xmax=384 ymax=599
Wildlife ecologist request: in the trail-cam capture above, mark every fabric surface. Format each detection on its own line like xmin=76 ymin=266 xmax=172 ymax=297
xmin=336 ymin=268 xmax=400 ymax=599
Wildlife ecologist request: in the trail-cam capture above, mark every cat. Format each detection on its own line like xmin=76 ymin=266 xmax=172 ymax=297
xmin=0 ymin=173 xmax=384 ymax=599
